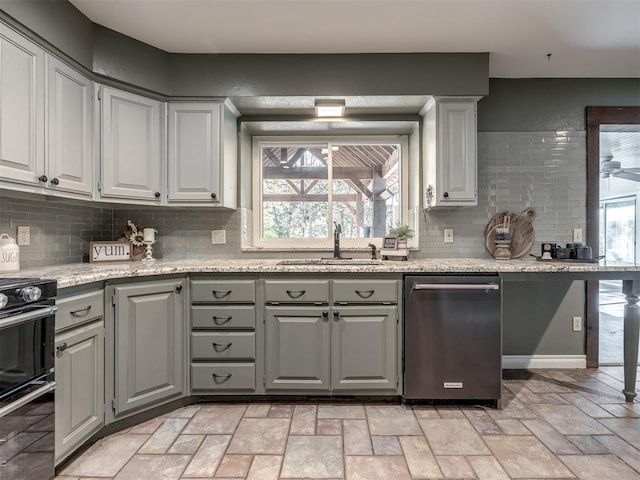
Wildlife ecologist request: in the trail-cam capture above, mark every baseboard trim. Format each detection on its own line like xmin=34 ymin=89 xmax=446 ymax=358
xmin=502 ymin=355 xmax=586 ymax=369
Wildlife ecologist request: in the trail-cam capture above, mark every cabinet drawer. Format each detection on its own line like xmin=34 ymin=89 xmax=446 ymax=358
xmin=191 ymin=279 xmax=255 ymax=303
xmin=191 ymin=332 xmax=255 ymax=360
xmin=56 ymin=290 xmax=104 ymax=331
xmin=191 ymin=305 xmax=256 ymax=329
xmin=191 ymin=363 xmax=255 ymax=391
xmin=264 ymin=280 xmax=329 ymax=304
xmin=333 ymin=280 xmax=398 ymax=304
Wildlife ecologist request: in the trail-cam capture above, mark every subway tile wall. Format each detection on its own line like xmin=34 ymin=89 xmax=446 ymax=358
xmin=111 ymin=207 xmax=243 ymax=260
xmin=0 ymin=130 xmax=587 ymax=267
xmin=0 ymin=195 xmax=113 ymax=269
xmin=415 ymin=131 xmax=587 ymax=258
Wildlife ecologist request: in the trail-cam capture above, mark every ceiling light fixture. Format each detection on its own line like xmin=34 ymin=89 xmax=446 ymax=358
xmin=315 ymin=99 xmax=345 ymax=117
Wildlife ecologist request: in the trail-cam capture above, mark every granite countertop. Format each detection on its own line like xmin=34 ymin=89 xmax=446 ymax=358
xmin=5 ymin=257 xmax=640 ymax=289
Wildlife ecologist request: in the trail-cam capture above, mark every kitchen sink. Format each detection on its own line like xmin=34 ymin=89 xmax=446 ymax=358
xmin=277 ymin=259 xmax=383 ymax=266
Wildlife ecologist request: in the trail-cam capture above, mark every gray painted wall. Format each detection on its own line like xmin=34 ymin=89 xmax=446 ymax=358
xmin=479 ymin=78 xmax=640 ymax=132
xmin=168 ymin=53 xmax=489 ymax=97
xmin=0 ymin=2 xmax=489 ymax=97
xmin=1 ymin=0 xmax=94 ymax=69
xmin=93 ymin=25 xmax=171 ymax=95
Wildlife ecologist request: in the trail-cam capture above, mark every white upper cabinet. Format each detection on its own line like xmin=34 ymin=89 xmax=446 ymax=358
xmin=47 ymin=56 xmax=93 ymax=197
xmin=0 ymin=23 xmax=45 ymax=187
xmin=168 ymin=101 xmax=237 ymax=208
xmin=422 ymin=96 xmax=480 ymax=208
xmin=0 ymin=24 xmax=94 ymax=199
xmin=99 ymin=86 xmax=165 ymax=203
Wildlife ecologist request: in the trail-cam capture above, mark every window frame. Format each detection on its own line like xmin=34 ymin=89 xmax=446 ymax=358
xmin=251 ymin=135 xmax=409 ymax=250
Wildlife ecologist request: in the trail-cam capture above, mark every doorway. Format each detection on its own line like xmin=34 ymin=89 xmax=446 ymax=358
xmin=598 ymin=197 xmax=637 ymax=364
xmin=586 ymin=107 xmax=640 ymax=367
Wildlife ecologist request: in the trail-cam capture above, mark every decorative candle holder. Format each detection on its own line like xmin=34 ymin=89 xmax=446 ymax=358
xmin=142 ymin=240 xmax=156 ymax=264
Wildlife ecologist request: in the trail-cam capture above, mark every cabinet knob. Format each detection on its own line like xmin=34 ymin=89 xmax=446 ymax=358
xmin=38 ymin=175 xmax=48 ymax=183
xmin=322 ymin=311 xmax=328 ymax=318
xmin=211 ymin=193 xmax=217 ymax=199
xmin=443 ymin=192 xmax=449 ymax=198
xmin=176 ymin=284 xmax=183 ymax=293
xmin=333 ymin=310 xmax=340 ymax=320
xmin=50 ymin=178 xmax=59 ymax=186
xmin=154 ymin=192 xmax=161 ymax=199
xmin=56 ymin=342 xmax=68 ymax=353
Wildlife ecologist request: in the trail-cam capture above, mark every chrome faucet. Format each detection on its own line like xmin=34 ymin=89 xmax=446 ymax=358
xmin=368 ymin=242 xmax=377 ymax=260
xmin=333 ymin=222 xmax=342 ymax=259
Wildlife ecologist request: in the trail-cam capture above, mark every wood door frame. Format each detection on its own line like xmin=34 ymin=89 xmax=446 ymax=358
xmin=586 ymin=106 xmax=640 ymax=368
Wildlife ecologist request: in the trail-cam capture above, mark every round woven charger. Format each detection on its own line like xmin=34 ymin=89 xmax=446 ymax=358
xmin=485 ymin=208 xmax=536 ymax=259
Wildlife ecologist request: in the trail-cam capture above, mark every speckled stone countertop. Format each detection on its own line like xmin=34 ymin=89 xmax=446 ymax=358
xmin=4 ymin=257 xmax=640 ymax=289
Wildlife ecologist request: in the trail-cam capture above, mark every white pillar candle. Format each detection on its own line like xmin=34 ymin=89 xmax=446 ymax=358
xmin=143 ymin=228 xmax=156 ymax=242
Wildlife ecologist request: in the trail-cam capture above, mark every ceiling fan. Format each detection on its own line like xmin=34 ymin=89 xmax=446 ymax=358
xmin=600 ymin=155 xmax=640 ymax=182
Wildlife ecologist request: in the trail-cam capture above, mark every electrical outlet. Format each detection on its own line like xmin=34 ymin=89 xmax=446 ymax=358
xmin=572 ymin=316 xmax=582 ymax=332
xmin=17 ymin=226 xmax=30 ymax=246
xmin=573 ymin=228 xmax=583 ymax=243
xmin=211 ymin=230 xmax=226 ymax=245
xmin=444 ymin=228 xmax=454 ymax=244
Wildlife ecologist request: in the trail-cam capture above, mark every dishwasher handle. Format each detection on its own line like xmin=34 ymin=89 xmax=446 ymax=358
xmin=412 ymin=283 xmax=500 ymax=291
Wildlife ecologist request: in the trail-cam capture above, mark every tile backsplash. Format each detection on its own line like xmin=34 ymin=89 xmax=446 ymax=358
xmin=0 ymin=130 xmax=587 ymax=268
xmin=415 ymin=131 xmax=586 ymax=258
xmin=0 ymin=195 xmax=113 ymax=269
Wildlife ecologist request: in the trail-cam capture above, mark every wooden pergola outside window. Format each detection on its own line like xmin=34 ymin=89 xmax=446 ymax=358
xmin=259 ymin=141 xmax=401 ymax=241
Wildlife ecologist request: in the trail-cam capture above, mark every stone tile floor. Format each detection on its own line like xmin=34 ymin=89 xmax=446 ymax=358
xmin=56 ymin=367 xmax=640 ymax=479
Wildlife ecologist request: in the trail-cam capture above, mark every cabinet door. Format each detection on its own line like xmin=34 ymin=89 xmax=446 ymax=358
xmin=331 ymin=306 xmax=397 ymax=391
xmin=168 ymin=103 xmax=221 ymax=203
xmin=100 ymin=86 xmax=163 ymax=202
xmin=0 ymin=24 xmax=45 ymax=186
xmin=439 ymin=101 xmax=477 ymax=203
xmin=265 ymin=306 xmax=330 ymax=390
xmin=47 ymin=56 xmax=93 ymax=197
xmin=114 ymin=280 xmax=185 ymax=416
xmin=55 ymin=319 xmax=104 ymax=465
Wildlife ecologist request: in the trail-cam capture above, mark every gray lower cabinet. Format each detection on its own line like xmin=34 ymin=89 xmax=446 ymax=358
xmin=264 ymin=278 xmax=400 ymax=394
xmin=55 ymin=290 xmax=104 ymax=466
xmin=110 ymin=279 xmax=186 ymax=419
xmin=265 ymin=306 xmax=331 ymax=390
xmin=332 ymin=306 xmax=397 ymax=390
xmin=190 ymin=278 xmax=257 ymax=393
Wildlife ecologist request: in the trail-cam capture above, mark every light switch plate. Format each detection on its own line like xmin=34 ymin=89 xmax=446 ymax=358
xmin=211 ymin=230 xmax=226 ymax=245
xmin=444 ymin=228 xmax=454 ymax=243
xmin=573 ymin=228 xmax=583 ymax=243
xmin=17 ymin=226 xmax=30 ymax=246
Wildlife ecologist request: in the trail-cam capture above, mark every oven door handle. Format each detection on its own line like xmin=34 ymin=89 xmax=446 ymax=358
xmin=0 ymin=306 xmax=57 ymax=330
xmin=0 ymin=381 xmax=56 ymax=418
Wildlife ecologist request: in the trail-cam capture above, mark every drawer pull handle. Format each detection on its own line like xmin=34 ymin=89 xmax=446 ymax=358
xmin=355 ymin=290 xmax=374 ymax=298
xmin=212 ymin=373 xmax=232 ymax=384
xmin=212 ymin=342 xmax=232 ymax=352
xmin=70 ymin=305 xmax=92 ymax=317
xmin=212 ymin=315 xmax=232 ymax=325
xmin=286 ymin=289 xmax=306 ymax=298
xmin=212 ymin=290 xmax=232 ymax=298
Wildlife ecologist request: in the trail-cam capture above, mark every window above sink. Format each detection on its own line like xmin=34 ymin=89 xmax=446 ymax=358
xmin=251 ymin=135 xmax=412 ymax=251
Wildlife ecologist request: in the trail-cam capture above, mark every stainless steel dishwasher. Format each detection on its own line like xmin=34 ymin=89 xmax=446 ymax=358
xmin=404 ymin=275 xmax=502 ymax=407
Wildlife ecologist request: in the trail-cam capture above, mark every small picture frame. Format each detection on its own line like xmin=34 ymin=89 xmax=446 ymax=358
xmin=89 ymin=241 xmax=131 ymax=263
xmin=383 ymin=236 xmax=398 ymax=250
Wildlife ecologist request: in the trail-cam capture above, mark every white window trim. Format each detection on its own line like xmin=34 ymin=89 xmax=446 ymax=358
xmin=251 ymin=135 xmax=410 ymax=251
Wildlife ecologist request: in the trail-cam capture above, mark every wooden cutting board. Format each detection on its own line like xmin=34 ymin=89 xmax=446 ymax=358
xmin=485 ymin=207 xmax=536 ymax=259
